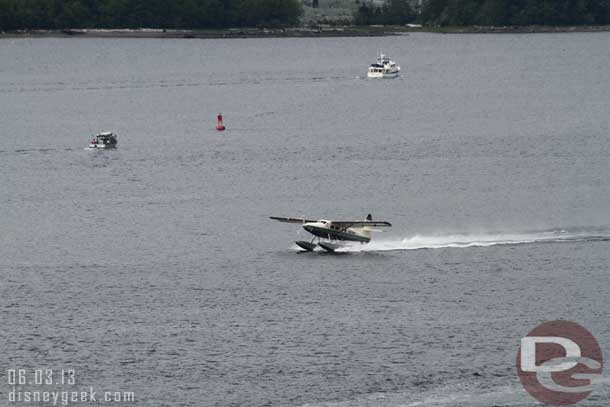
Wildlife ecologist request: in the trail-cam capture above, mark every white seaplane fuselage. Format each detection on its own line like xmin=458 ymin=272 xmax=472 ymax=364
xmin=302 ymin=220 xmax=371 ymax=243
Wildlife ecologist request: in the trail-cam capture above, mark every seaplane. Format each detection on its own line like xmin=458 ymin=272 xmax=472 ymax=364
xmin=270 ymin=214 xmax=392 ymax=252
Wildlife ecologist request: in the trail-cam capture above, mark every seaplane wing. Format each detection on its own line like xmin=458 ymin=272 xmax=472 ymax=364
xmin=270 ymin=217 xmax=391 ymax=228
xmin=270 ymin=216 xmax=318 ymax=224
xmin=331 ymin=221 xmax=392 ymax=228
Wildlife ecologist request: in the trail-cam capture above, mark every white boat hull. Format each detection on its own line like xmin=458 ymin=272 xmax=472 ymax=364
xmin=88 ymin=144 xmax=116 ymax=149
xmin=367 ymin=71 xmax=400 ymax=78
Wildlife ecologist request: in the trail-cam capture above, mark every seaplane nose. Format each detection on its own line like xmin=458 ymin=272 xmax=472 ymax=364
xmin=303 ymin=224 xmax=314 ymax=233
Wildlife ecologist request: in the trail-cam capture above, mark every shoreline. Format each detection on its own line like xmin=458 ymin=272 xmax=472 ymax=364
xmin=2 ymin=25 xmax=610 ymax=39
xmin=0 ymin=27 xmax=395 ymax=39
xmin=422 ymin=24 xmax=610 ymax=34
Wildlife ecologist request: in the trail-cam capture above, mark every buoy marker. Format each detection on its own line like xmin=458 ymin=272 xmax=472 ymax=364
xmin=216 ymin=113 xmax=226 ymax=131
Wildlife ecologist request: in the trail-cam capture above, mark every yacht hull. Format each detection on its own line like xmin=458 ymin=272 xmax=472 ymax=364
xmin=367 ymin=71 xmax=400 ymax=78
xmin=88 ymin=144 xmax=116 ymax=149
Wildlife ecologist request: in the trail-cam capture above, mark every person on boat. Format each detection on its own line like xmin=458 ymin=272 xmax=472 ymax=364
xmin=91 ymin=137 xmax=97 ymax=146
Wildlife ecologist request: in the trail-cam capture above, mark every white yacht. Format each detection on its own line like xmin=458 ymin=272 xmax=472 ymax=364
xmin=88 ymin=132 xmax=118 ymax=149
xmin=367 ymin=53 xmax=400 ymax=78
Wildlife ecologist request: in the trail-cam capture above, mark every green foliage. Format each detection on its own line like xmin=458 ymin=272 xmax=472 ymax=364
xmin=421 ymin=0 xmax=610 ymax=26
xmin=0 ymin=0 xmax=302 ymax=29
xmin=354 ymin=0 xmax=415 ymax=25
xmin=237 ymin=0 xmax=302 ymax=27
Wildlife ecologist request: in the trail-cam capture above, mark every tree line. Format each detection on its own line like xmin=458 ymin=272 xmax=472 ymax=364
xmin=0 ymin=0 xmax=302 ymax=30
xmin=355 ymin=0 xmax=610 ymax=27
xmin=2 ymin=0 xmax=610 ymax=30
xmin=419 ymin=0 xmax=610 ymax=26
xmin=354 ymin=0 xmax=416 ymax=25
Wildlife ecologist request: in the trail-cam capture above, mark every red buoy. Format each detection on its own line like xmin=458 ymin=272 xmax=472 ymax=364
xmin=216 ymin=113 xmax=226 ymax=131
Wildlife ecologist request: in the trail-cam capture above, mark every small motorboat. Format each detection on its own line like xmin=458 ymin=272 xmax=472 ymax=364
xmin=367 ymin=52 xmax=400 ymax=78
xmin=88 ymin=132 xmax=118 ymax=149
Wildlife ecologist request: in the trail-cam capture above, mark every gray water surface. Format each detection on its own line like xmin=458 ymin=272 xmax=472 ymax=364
xmin=1 ymin=33 xmax=609 ymax=406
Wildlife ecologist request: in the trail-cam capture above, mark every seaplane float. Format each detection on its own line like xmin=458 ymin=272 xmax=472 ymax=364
xmin=270 ymin=214 xmax=391 ymax=252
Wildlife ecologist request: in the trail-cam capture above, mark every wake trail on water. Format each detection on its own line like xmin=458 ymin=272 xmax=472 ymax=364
xmin=339 ymin=228 xmax=610 ymax=253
